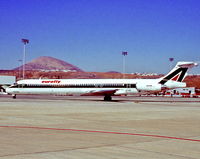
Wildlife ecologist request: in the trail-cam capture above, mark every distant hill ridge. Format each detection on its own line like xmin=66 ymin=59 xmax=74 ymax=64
xmin=14 ymin=56 xmax=83 ymax=72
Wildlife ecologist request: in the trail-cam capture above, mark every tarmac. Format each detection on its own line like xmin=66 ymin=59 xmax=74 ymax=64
xmin=0 ymin=95 xmax=200 ymax=159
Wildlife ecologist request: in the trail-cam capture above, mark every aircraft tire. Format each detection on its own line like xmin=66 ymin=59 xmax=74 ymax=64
xmin=104 ymin=95 xmax=112 ymax=101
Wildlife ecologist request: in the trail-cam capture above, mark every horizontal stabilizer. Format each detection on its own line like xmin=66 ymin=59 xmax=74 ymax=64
xmin=176 ymin=61 xmax=198 ymax=68
xmin=159 ymin=61 xmax=198 ymax=85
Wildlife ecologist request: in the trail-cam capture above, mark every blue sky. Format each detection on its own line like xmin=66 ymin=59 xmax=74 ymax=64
xmin=0 ymin=0 xmax=200 ymax=74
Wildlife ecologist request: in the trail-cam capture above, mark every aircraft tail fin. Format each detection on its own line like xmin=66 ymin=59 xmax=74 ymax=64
xmin=159 ymin=61 xmax=198 ymax=85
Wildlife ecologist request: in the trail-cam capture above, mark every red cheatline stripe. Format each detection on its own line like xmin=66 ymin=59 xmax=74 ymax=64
xmin=0 ymin=125 xmax=200 ymax=142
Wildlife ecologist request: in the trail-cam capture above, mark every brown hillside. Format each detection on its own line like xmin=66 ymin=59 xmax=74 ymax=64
xmin=13 ymin=56 xmax=83 ymax=72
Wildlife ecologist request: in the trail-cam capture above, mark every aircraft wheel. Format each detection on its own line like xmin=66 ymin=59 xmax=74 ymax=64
xmin=104 ymin=95 xmax=112 ymax=101
xmin=12 ymin=94 xmax=16 ymax=99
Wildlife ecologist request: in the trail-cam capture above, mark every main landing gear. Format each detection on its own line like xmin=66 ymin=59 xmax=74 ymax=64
xmin=104 ymin=95 xmax=112 ymax=101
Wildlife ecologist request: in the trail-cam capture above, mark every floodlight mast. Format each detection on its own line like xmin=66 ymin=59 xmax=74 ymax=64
xmin=21 ymin=39 xmax=29 ymax=79
xmin=18 ymin=59 xmax=22 ymax=79
xmin=122 ymin=51 xmax=128 ymax=78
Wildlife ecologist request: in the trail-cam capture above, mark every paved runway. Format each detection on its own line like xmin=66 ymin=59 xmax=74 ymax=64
xmin=0 ymin=95 xmax=200 ymax=159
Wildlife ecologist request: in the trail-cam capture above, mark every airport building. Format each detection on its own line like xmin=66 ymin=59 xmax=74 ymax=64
xmin=165 ymin=87 xmax=200 ymax=97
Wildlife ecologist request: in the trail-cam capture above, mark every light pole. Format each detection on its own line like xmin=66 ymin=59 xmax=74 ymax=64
xmin=122 ymin=51 xmax=128 ymax=78
xmin=18 ymin=59 xmax=22 ymax=79
xmin=21 ymin=39 xmax=29 ymax=79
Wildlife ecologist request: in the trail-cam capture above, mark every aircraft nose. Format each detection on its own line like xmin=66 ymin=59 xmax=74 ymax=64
xmin=5 ymin=88 xmax=11 ymax=93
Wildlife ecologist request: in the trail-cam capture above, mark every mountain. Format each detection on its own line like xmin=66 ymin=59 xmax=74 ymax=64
xmin=14 ymin=56 xmax=83 ymax=72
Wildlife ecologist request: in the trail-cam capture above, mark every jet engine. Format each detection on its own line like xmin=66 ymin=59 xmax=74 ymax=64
xmin=136 ymin=83 xmax=162 ymax=92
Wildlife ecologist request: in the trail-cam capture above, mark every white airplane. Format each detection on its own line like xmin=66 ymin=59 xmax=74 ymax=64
xmin=6 ymin=61 xmax=198 ymax=101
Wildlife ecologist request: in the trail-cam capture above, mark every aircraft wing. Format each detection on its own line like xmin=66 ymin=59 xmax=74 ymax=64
xmin=82 ymin=89 xmax=118 ymax=96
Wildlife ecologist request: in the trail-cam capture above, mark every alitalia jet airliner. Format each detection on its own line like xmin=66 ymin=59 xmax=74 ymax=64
xmin=6 ymin=61 xmax=198 ymax=101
